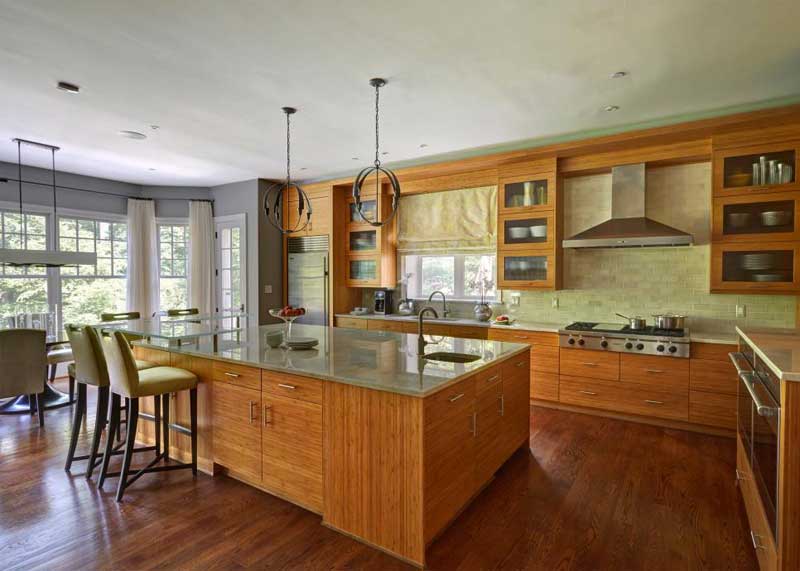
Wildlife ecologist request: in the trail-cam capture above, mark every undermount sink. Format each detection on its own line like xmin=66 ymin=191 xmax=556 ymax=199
xmin=422 ymin=352 xmax=481 ymax=364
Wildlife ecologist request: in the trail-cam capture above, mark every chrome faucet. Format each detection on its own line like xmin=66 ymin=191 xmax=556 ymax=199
xmin=427 ymin=290 xmax=450 ymax=317
xmin=417 ymin=306 xmax=439 ymax=356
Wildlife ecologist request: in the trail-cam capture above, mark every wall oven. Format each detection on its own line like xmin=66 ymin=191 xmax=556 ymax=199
xmin=730 ymin=349 xmax=781 ymax=540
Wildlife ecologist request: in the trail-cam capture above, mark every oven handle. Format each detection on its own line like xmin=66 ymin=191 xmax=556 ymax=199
xmin=739 ymin=371 xmax=779 ymax=418
xmin=728 ymin=352 xmax=753 ymax=376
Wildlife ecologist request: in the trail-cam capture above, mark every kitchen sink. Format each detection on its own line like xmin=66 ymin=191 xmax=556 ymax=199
xmin=423 ymin=352 xmax=481 ymax=364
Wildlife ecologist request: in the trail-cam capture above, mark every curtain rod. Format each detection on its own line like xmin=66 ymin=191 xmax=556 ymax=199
xmin=0 ymin=176 xmax=214 ymax=202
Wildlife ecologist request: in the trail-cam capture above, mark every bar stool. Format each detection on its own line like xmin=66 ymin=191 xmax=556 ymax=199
xmin=166 ymin=308 xmax=199 ymax=317
xmin=98 ymin=331 xmax=198 ymax=501
xmin=63 ymin=325 xmax=160 ymax=478
xmin=47 ymin=344 xmax=75 ymax=402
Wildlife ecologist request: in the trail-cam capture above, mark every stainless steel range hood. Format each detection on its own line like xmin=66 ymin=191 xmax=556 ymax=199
xmin=562 ymin=163 xmax=693 ymax=249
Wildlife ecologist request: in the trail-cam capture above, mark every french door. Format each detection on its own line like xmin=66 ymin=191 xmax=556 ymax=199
xmin=215 ymin=215 xmax=246 ymax=318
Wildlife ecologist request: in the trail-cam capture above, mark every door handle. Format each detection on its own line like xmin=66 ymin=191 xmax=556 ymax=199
xmin=739 ymin=371 xmax=779 ymax=417
xmin=579 ymin=390 xmax=597 ymax=396
xmin=277 ymin=383 xmax=297 ymax=390
xmin=644 ymin=399 xmax=665 ymax=405
xmin=486 ymin=374 xmax=500 ymax=383
xmin=645 ymin=369 xmax=664 ymax=374
xmin=449 ymin=393 xmax=465 ymax=403
xmin=581 ymin=362 xmax=598 ymax=367
xmin=263 ymin=404 xmax=272 ymax=426
xmin=470 ymin=412 xmax=477 ymax=437
xmin=224 ymin=372 xmax=240 ymax=378
xmin=750 ymin=530 xmax=765 ymax=550
xmin=498 ymin=394 xmax=505 ymax=417
xmin=248 ymin=400 xmax=255 ymax=424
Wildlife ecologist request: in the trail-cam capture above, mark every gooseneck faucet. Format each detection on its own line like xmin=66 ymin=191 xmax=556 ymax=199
xmin=417 ymin=306 xmax=439 ymax=356
xmin=427 ymin=290 xmax=449 ymax=317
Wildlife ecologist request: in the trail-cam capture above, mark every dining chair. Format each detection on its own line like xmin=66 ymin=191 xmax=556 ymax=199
xmin=166 ymin=308 xmax=199 ymax=317
xmin=64 ymin=325 xmax=159 ymax=478
xmin=98 ymin=331 xmax=198 ymax=501
xmin=0 ymin=329 xmax=47 ymax=427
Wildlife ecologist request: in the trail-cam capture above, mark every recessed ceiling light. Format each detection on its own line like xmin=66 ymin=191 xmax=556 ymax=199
xmin=352 ymin=157 xmax=359 ymax=160
xmin=119 ymin=130 xmax=147 ymax=140
xmin=150 ymin=125 xmax=160 ymax=130
xmin=300 ymin=167 xmax=308 ymax=171
xmin=604 ymin=105 xmax=620 ymax=112
xmin=57 ymin=81 xmax=80 ymax=94
xmin=610 ymin=71 xmax=627 ymax=79
xmin=148 ymin=168 xmax=157 ymax=171
xmin=381 ymin=151 xmax=389 ymax=156
xmin=419 ymin=144 xmax=428 ymax=149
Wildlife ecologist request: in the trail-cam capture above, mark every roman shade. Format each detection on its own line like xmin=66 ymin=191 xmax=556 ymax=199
xmin=397 ymin=186 xmax=497 ymax=253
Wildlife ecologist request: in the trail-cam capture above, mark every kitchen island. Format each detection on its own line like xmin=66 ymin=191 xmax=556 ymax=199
xmin=131 ymin=324 xmax=531 ymax=567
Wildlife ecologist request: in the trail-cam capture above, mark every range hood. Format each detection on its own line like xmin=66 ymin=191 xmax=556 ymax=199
xmin=562 ymin=163 xmax=693 ymax=249
xmin=0 ymin=139 xmax=97 ymax=268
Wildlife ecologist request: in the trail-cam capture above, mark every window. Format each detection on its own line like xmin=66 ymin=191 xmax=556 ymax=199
xmin=401 ymin=253 xmax=496 ymax=301
xmin=58 ymin=216 xmax=127 ymax=324
xmin=158 ymin=224 xmax=189 ymax=311
xmin=0 ymin=210 xmax=49 ymax=315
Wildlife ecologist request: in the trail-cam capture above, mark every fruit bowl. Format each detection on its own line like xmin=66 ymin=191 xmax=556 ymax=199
xmin=268 ymin=306 xmax=307 ymax=348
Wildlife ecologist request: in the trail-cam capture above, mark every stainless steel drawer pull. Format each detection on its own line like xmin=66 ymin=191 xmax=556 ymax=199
xmin=263 ymin=404 xmax=272 ymax=426
xmin=498 ymin=394 xmax=505 ymax=417
xmin=515 ymin=335 xmax=529 ymax=340
xmin=581 ymin=362 xmax=598 ymax=367
xmin=486 ymin=374 xmax=500 ymax=383
xmin=735 ymin=468 xmax=746 ymax=482
xmin=750 ymin=530 xmax=764 ymax=550
xmin=470 ymin=411 xmax=477 ymax=436
xmin=644 ymin=399 xmax=664 ymax=405
xmin=579 ymin=390 xmax=598 ymax=396
xmin=515 ymin=361 xmax=526 ymax=368
xmin=248 ymin=400 xmax=255 ymax=424
xmin=645 ymin=369 xmax=665 ymax=374
xmin=277 ymin=383 xmax=297 ymax=390
xmin=224 ymin=372 xmax=241 ymax=378
xmin=449 ymin=393 xmax=465 ymax=403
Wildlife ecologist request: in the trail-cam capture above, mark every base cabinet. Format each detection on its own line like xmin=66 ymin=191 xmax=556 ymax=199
xmin=212 ymin=381 xmax=262 ymax=484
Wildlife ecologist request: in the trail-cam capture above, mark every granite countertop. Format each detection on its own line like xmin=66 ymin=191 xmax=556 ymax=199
xmin=336 ymin=313 xmax=735 ymax=343
xmin=736 ymin=326 xmax=800 ymax=382
xmin=137 ymin=324 xmax=529 ymax=398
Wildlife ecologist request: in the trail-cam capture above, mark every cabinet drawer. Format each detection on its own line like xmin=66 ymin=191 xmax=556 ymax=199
xmin=691 ymin=342 xmax=735 ymax=361
xmin=212 ymin=361 xmax=262 ymax=391
xmin=502 ymin=353 xmax=530 ymax=381
xmin=366 ymin=319 xmax=405 ymax=332
xmin=530 ymin=344 xmax=559 ymax=373
xmin=736 ymin=435 xmax=778 ymax=571
xmin=335 ymin=316 xmax=368 ymax=330
xmin=689 ymin=390 xmax=736 ymax=429
xmin=531 ymin=370 xmax=558 ymax=401
xmin=263 ymin=371 xmax=323 ymax=405
xmin=560 ymin=375 xmax=688 ymax=421
xmin=425 ymin=377 xmax=476 ymax=429
xmin=620 ymin=354 xmax=689 ymax=393
xmin=449 ymin=325 xmax=488 ymax=340
xmin=560 ymin=348 xmax=620 ymax=381
xmin=475 ymin=365 xmax=502 ymax=394
xmin=489 ymin=328 xmax=558 ymax=346
xmin=690 ymin=358 xmax=737 ymax=395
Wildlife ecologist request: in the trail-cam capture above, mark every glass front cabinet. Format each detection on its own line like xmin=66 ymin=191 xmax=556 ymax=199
xmin=713 ymin=142 xmax=799 ymax=197
xmin=498 ymin=252 xmax=556 ymax=290
xmin=711 ymin=243 xmax=800 ymax=293
xmin=712 ymin=192 xmax=800 ymax=243
xmin=342 ymin=185 xmax=396 ymax=288
xmin=498 ymin=172 xmax=556 ymax=214
xmin=498 ymin=211 xmax=555 ymax=251
xmin=345 ymin=255 xmax=380 ymax=287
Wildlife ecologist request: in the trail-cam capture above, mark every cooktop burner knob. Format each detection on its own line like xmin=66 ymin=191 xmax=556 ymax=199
xmin=656 ymin=345 xmax=665 ymax=352
xmin=578 ymin=338 xmax=585 ymax=346
xmin=668 ymin=345 xmax=678 ymax=354
xmin=600 ymin=339 xmax=608 ymax=348
xmin=636 ymin=343 xmax=645 ymax=351
xmin=568 ymin=337 xmax=576 ymax=345
xmin=625 ymin=341 xmax=633 ymax=349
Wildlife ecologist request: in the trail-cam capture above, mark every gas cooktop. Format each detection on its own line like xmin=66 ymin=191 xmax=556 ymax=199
xmin=563 ymin=321 xmax=687 ymax=338
xmin=558 ymin=321 xmax=690 ymax=358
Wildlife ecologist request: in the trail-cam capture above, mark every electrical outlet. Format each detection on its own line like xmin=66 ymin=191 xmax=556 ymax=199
xmin=510 ymin=293 xmax=521 ymax=307
xmin=551 ymin=297 xmax=559 ymax=309
xmin=264 ymin=285 xmax=273 ymax=295
xmin=736 ymin=304 xmax=746 ymax=318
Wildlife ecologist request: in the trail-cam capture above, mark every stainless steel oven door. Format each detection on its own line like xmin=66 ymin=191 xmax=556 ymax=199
xmin=731 ymin=352 xmax=755 ymax=457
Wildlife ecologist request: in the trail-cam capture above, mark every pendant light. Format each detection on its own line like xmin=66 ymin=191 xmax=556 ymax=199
xmin=352 ymin=78 xmax=400 ymax=227
xmin=0 ymin=139 xmax=96 ymax=268
xmin=263 ymin=107 xmax=312 ymax=235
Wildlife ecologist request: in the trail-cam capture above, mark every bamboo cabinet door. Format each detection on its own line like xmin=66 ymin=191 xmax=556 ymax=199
xmin=261 ymin=393 xmax=324 ymax=513
xmin=498 ymin=211 xmax=555 ymax=252
xmin=712 ymin=141 xmax=799 ymax=197
xmin=475 ymin=382 xmax=507 ymax=486
xmin=212 ymin=381 xmax=262 ymax=483
xmin=712 ymin=191 xmax=800 ymax=243
xmin=498 ymin=172 xmax=556 ymax=214
xmin=287 ymin=192 xmax=331 ymax=236
xmin=711 ymin=242 xmax=800 ymax=293
xmin=345 ymin=254 xmax=381 ymax=287
xmin=498 ymin=251 xmax=556 ymax=290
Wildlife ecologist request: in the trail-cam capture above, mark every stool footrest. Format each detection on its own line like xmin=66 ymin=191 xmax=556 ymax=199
xmin=109 ymin=452 xmax=193 ymax=490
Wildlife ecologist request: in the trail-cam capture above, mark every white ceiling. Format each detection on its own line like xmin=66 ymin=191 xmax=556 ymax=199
xmin=1 ymin=0 xmax=799 ymax=187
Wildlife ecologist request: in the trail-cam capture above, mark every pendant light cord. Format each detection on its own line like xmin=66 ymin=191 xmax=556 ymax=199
xmin=51 ymin=148 xmax=57 ymax=216
xmin=17 ymin=140 xmax=22 ymax=216
xmin=374 ymin=82 xmax=381 ymax=168
xmin=286 ymin=110 xmax=292 ymax=190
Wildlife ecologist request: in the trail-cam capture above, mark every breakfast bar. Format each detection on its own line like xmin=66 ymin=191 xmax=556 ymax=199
xmin=130 ymin=324 xmax=530 ymax=567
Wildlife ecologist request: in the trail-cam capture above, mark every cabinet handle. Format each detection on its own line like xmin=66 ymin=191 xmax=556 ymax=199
xmin=735 ymin=469 xmax=747 ymax=482
xmin=470 ymin=412 xmax=477 ymax=437
xmin=581 ymin=362 xmax=598 ymax=367
xmin=263 ymin=404 xmax=272 ymax=426
xmin=644 ymin=399 xmax=664 ymax=405
xmin=579 ymin=390 xmax=597 ymax=396
xmin=645 ymin=369 xmax=665 ymax=374
xmin=515 ymin=361 xmax=526 ymax=367
xmin=498 ymin=394 xmax=505 ymax=417
xmin=750 ymin=530 xmax=765 ymax=550
xmin=248 ymin=400 xmax=255 ymax=424
xmin=277 ymin=383 xmax=297 ymax=390
xmin=514 ymin=335 xmax=529 ymax=340
xmin=449 ymin=393 xmax=465 ymax=403
xmin=224 ymin=372 xmax=240 ymax=378
xmin=486 ymin=374 xmax=500 ymax=383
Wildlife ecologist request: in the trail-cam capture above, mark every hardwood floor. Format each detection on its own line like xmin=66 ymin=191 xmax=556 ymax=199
xmin=0 ymin=381 xmax=757 ymax=570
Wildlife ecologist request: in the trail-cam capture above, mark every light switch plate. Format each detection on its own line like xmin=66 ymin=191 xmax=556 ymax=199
xmin=264 ymin=285 xmax=273 ymax=294
xmin=510 ymin=293 xmax=521 ymax=307
xmin=736 ymin=304 xmax=746 ymax=318
xmin=551 ymin=297 xmax=559 ymax=309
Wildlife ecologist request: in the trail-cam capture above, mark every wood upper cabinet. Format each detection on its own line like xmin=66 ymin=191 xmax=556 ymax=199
xmin=498 ymin=211 xmax=556 ymax=251
xmin=498 ymin=171 xmax=556 ymax=214
xmin=287 ymin=191 xmax=331 ymax=236
xmin=712 ymin=191 xmax=800 ymax=243
xmin=711 ymin=242 xmax=800 ymax=293
xmin=713 ymin=140 xmax=799 ymax=197
xmin=262 ymin=392 xmax=323 ymax=513
xmin=498 ymin=251 xmax=556 ymax=290
xmin=342 ymin=185 xmax=396 ymax=288
xmin=212 ymin=381 xmax=262 ymax=484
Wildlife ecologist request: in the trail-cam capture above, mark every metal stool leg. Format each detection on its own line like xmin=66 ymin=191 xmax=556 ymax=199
xmin=65 ymin=384 xmax=87 ymax=471
xmin=162 ymin=393 xmax=170 ymax=462
xmin=190 ymin=388 xmax=197 ymax=475
xmin=116 ymin=397 xmax=139 ymax=502
xmin=85 ymin=385 xmax=109 ymax=479
xmin=98 ymin=393 xmax=121 ymax=489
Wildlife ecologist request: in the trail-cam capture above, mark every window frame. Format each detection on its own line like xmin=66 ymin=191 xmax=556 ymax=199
xmin=401 ymin=252 xmax=497 ymax=302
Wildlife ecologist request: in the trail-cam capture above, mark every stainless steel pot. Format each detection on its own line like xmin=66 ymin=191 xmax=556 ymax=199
xmin=616 ymin=313 xmax=646 ymax=330
xmin=652 ymin=313 xmax=686 ymax=330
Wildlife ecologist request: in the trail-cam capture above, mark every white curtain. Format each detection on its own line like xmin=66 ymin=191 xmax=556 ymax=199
xmin=126 ymin=198 xmax=159 ymax=317
xmin=188 ymin=201 xmax=215 ymax=315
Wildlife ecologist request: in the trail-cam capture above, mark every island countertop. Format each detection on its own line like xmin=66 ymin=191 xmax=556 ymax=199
xmin=736 ymin=326 xmax=800 ymax=382
xmin=135 ymin=323 xmax=529 ymax=397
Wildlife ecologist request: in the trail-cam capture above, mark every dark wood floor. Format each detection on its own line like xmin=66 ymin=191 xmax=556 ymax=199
xmin=0 ymin=381 xmax=757 ymax=570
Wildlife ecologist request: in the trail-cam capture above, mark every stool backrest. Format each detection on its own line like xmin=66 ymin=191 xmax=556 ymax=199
xmin=0 ymin=329 xmax=47 ymax=399
xmin=65 ymin=324 xmax=109 ymax=387
xmin=100 ymin=331 xmax=140 ymax=398
xmin=100 ymin=311 xmax=141 ymax=322
xmin=166 ymin=308 xmax=199 ymax=317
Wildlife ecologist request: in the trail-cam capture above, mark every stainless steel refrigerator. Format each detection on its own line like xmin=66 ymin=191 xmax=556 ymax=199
xmin=287 ymin=236 xmax=329 ymax=326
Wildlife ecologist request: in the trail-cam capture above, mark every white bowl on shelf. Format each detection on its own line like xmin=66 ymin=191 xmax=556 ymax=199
xmin=508 ymin=227 xmax=528 ymax=239
xmin=529 ymin=225 xmax=547 ymax=238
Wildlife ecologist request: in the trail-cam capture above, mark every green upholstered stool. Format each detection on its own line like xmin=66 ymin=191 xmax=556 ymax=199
xmin=166 ymin=308 xmax=199 ymax=316
xmin=98 ymin=331 xmax=199 ymax=501
xmin=64 ymin=325 xmax=160 ymax=479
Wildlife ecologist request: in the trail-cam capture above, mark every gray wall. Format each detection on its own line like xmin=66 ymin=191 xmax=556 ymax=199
xmin=258 ymin=180 xmax=283 ymax=324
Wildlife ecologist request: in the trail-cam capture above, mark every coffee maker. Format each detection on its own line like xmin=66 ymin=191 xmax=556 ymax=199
xmin=373 ymin=289 xmax=393 ymax=315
